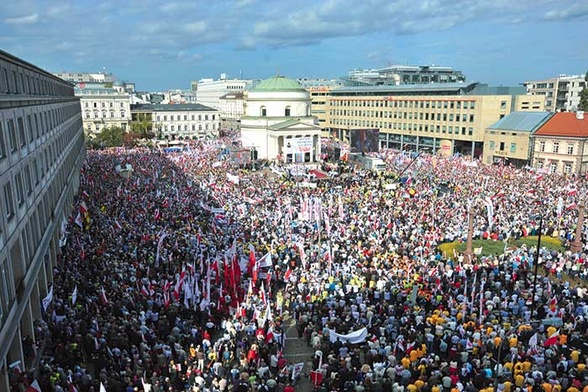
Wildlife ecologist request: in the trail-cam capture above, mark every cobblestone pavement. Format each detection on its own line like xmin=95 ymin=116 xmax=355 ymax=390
xmin=282 ymin=312 xmax=315 ymax=391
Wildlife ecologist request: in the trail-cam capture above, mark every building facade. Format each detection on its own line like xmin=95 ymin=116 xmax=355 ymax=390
xmin=0 ymin=50 xmax=85 ymax=390
xmin=241 ymin=76 xmax=321 ymax=162
xmin=344 ymin=65 xmax=466 ymax=86
xmin=524 ymin=75 xmax=587 ymax=113
xmin=532 ymin=111 xmax=588 ymax=174
xmin=324 ymin=83 xmax=545 ymax=157
xmin=132 ymin=104 xmax=221 ymax=140
xmin=77 ymin=83 xmax=131 ymax=135
xmin=218 ymin=92 xmax=244 ymax=130
xmin=194 ymin=75 xmax=252 ymax=109
xmin=483 ymin=111 xmax=553 ymax=167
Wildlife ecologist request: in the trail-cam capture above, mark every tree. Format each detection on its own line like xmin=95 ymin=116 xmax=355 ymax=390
xmin=579 ymin=70 xmax=588 ymax=111
xmin=95 ymin=126 xmax=125 ymax=147
xmin=130 ymin=113 xmax=154 ymax=139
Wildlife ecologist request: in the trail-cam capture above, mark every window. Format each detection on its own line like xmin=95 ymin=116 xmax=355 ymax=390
xmin=567 ymin=144 xmax=574 ymax=155
xmin=510 ymin=143 xmax=516 ymax=153
xmin=7 ymin=119 xmax=17 ymax=152
xmin=0 ymin=122 xmax=5 ymax=159
xmin=499 ymin=142 xmax=505 ymax=151
xmin=470 ymin=102 xmax=475 ymax=109
xmin=500 ymin=101 xmax=507 ymax=109
xmin=15 ymin=173 xmax=24 ymax=207
xmin=549 ymin=162 xmax=557 ymax=174
xmin=3 ymin=183 xmax=15 ymax=220
xmin=285 ymin=106 xmax=291 ymax=117
xmin=468 ymin=127 xmax=473 ymax=136
xmin=553 ymin=142 xmax=559 ymax=154
xmin=489 ymin=141 xmax=495 ymax=150
xmin=563 ymin=163 xmax=573 ymax=174
xmin=539 ymin=141 xmax=545 ymax=152
xmin=261 ymin=106 xmax=267 ymax=117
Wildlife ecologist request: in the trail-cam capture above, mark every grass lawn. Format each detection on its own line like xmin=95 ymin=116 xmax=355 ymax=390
xmin=438 ymin=235 xmax=565 ymax=258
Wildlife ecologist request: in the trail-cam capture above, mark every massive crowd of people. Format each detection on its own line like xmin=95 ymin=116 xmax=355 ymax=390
xmin=10 ymin=136 xmax=588 ymax=392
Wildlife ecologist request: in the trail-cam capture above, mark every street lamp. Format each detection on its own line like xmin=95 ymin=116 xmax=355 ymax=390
xmin=571 ymin=202 xmax=585 ymax=254
xmin=530 ymin=214 xmax=543 ymax=320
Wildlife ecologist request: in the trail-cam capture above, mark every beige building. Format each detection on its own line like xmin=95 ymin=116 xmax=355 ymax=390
xmin=483 ymin=111 xmax=553 ymax=166
xmin=307 ymin=86 xmax=339 ymax=134
xmin=325 ymin=83 xmax=545 ymax=157
xmin=532 ymin=111 xmax=588 ymax=174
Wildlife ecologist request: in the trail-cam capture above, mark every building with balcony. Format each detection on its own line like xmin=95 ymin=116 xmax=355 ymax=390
xmin=241 ymin=75 xmax=321 ymax=162
xmin=483 ymin=111 xmax=553 ymax=167
xmin=0 ymin=50 xmax=85 ymax=390
xmin=343 ymin=65 xmax=466 ymax=86
xmin=77 ymin=83 xmax=131 ymax=135
xmin=524 ymin=75 xmax=587 ymax=112
xmin=532 ymin=111 xmax=588 ymax=174
xmin=132 ymin=103 xmax=220 ymax=140
xmin=324 ymin=83 xmax=544 ymax=157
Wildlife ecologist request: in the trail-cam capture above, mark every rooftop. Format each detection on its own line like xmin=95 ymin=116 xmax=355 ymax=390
xmin=488 ymin=111 xmax=554 ymax=132
xmin=330 ymin=82 xmax=479 ymax=96
xmin=131 ymin=103 xmax=217 ymax=112
xmin=534 ymin=112 xmax=588 ymax=137
xmin=250 ymin=75 xmax=306 ymax=92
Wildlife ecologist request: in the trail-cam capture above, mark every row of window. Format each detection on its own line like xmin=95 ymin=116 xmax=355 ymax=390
xmin=160 ymin=123 xmax=218 ymax=132
xmin=535 ymin=160 xmax=574 ymax=175
xmin=488 ymin=141 xmax=517 ymax=153
xmin=330 ymin=99 xmax=477 ymax=110
xmin=330 ymin=110 xmax=476 ymax=123
xmin=0 ymin=55 xmax=73 ymax=97
xmin=538 ymin=141 xmax=575 ymax=155
xmin=0 ymin=103 xmax=80 ymax=160
xmin=84 ymin=110 xmax=127 ymax=120
xmin=156 ymin=113 xmax=217 ymax=121
xmin=329 ymin=118 xmax=476 ymax=136
xmin=84 ymin=101 xmax=126 ymax=109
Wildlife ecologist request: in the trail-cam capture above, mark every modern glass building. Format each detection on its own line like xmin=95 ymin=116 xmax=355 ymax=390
xmin=0 ymin=50 xmax=85 ymax=390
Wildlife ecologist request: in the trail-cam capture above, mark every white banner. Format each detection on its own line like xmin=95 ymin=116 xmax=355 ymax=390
xmin=286 ymin=137 xmax=313 ymax=154
xmin=329 ymin=327 xmax=368 ymax=344
xmin=292 ymin=362 xmax=304 ymax=380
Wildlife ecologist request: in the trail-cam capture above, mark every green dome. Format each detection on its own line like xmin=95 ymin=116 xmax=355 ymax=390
xmin=251 ymin=75 xmax=305 ymax=92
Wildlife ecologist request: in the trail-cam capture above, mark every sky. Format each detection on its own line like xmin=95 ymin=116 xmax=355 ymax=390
xmin=1 ymin=0 xmax=587 ymax=92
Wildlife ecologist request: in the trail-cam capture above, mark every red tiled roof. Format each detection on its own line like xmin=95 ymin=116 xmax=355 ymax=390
xmin=534 ymin=112 xmax=588 ymax=137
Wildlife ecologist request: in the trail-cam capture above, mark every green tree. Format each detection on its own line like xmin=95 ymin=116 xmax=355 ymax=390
xmin=130 ymin=113 xmax=155 ymax=139
xmin=579 ymin=70 xmax=588 ymax=111
xmin=95 ymin=126 xmax=125 ymax=147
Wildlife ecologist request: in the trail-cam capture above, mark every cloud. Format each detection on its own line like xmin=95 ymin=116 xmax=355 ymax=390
xmin=5 ymin=13 xmax=39 ymax=25
xmin=544 ymin=3 xmax=588 ymax=21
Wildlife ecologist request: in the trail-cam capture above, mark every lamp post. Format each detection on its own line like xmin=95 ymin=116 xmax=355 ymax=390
xmin=465 ymin=205 xmax=475 ymax=259
xmin=570 ymin=202 xmax=585 ymax=254
xmin=530 ymin=214 xmax=543 ymax=320
xmin=394 ymin=148 xmax=430 ymax=182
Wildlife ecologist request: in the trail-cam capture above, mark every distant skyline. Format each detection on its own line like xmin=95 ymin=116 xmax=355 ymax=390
xmin=1 ymin=0 xmax=587 ymax=91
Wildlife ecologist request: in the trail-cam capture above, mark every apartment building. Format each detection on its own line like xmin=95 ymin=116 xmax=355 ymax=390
xmin=193 ymin=75 xmax=252 ymax=109
xmin=524 ymin=75 xmax=587 ymax=112
xmin=324 ymin=83 xmax=545 ymax=157
xmin=344 ymin=65 xmax=466 ymax=86
xmin=0 ymin=50 xmax=85 ymax=390
xmin=77 ymin=83 xmax=131 ymax=135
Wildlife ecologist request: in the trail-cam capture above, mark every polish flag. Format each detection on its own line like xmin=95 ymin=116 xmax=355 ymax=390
xmin=25 ymin=380 xmax=42 ymax=392
xmin=140 ymin=285 xmax=150 ymax=297
xmin=259 ymin=282 xmax=267 ymax=305
xmin=284 ymin=266 xmax=292 ymax=282
xmin=154 ymin=208 xmax=161 ymax=220
xmin=544 ymin=330 xmax=559 ymax=347
xmin=79 ymin=201 xmax=88 ymax=215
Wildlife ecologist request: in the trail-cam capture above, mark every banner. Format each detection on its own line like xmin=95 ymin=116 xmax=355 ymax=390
xmin=329 ymin=327 xmax=368 ymax=344
xmin=292 ymin=362 xmax=304 ymax=381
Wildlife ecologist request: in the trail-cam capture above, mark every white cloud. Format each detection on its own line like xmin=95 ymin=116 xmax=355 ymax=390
xmin=544 ymin=3 xmax=588 ymax=21
xmin=5 ymin=13 xmax=39 ymax=25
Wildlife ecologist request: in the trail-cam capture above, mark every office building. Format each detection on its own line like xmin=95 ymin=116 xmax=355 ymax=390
xmin=241 ymin=76 xmax=321 ymax=162
xmin=0 ymin=50 xmax=85 ymax=390
xmin=132 ymin=104 xmax=220 ymax=140
xmin=524 ymin=75 xmax=587 ymax=112
xmin=343 ymin=65 xmax=466 ymax=86
xmin=532 ymin=111 xmax=588 ymax=174
xmin=218 ymin=92 xmax=244 ymax=130
xmin=484 ymin=111 xmax=553 ymax=167
xmin=193 ymin=75 xmax=252 ymax=109
xmin=324 ymin=83 xmax=545 ymax=157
